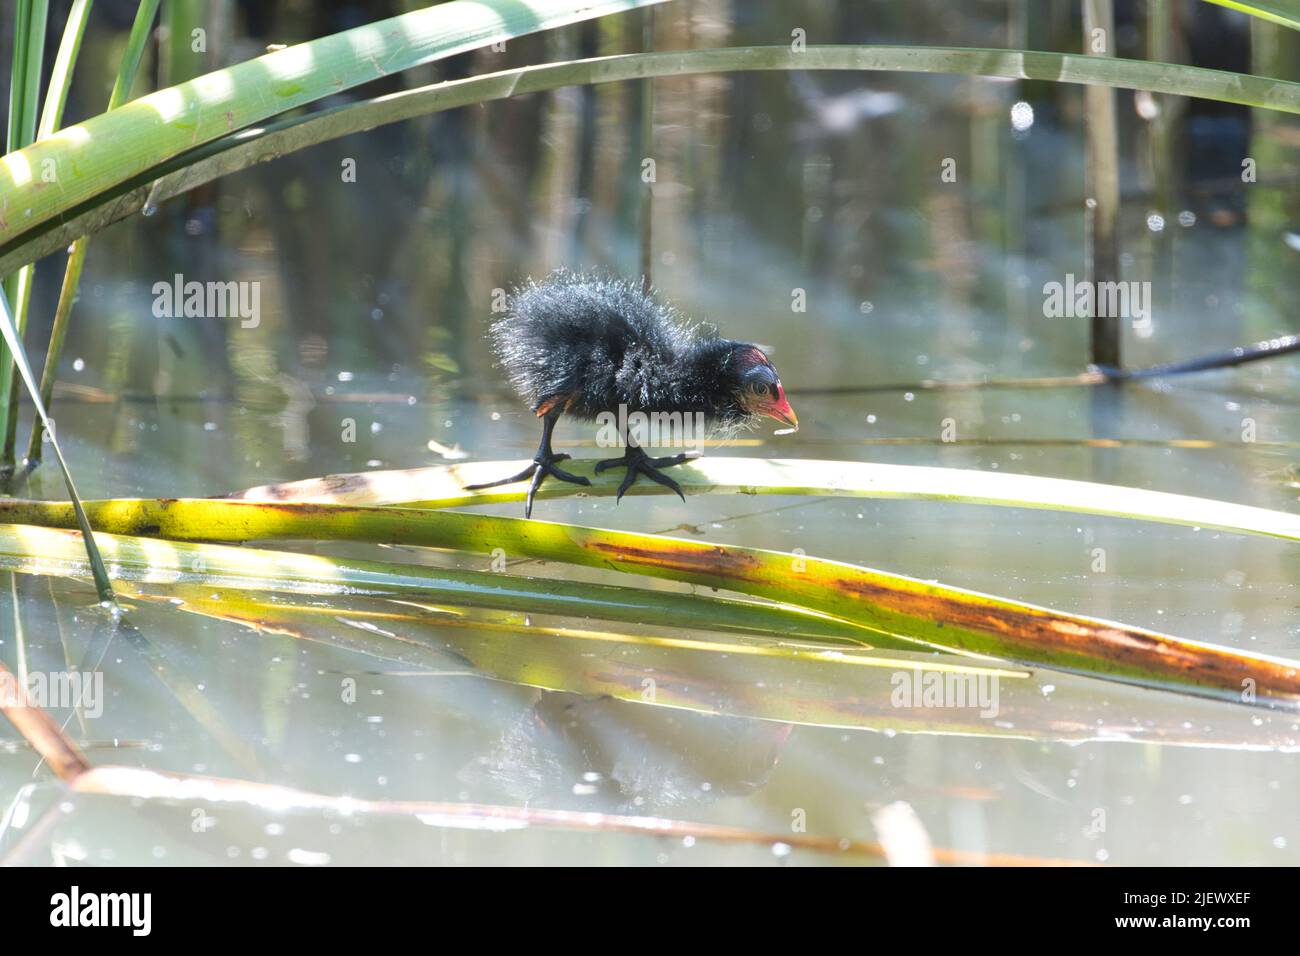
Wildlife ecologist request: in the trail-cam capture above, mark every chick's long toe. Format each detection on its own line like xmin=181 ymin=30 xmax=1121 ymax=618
xmin=595 ymin=446 xmax=694 ymax=503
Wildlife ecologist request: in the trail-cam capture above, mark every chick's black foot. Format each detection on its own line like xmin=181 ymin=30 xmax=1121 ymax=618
xmin=464 ymin=411 xmax=591 ymax=518
xmin=464 ymin=451 xmax=590 ymax=519
xmin=594 ymin=446 xmax=694 ymax=503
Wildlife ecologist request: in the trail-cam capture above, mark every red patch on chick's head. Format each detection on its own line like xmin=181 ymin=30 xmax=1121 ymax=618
xmin=734 ymin=346 xmax=798 ymax=430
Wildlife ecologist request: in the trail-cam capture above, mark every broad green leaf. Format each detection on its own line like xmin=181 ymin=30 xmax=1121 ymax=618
xmin=0 ymin=521 xmax=903 ymax=649
xmin=0 ymin=0 xmax=667 ymax=251
xmin=1 ymin=496 xmax=1296 ymax=706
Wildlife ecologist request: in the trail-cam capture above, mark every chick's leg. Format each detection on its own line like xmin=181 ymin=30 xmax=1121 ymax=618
xmin=464 ymin=412 xmax=590 ymax=518
xmin=594 ymin=444 xmax=695 ymax=503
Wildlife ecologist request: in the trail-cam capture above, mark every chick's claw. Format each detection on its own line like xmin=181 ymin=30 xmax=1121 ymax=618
xmin=465 ymin=452 xmax=591 ymax=519
xmin=595 ymin=447 xmax=692 ymax=504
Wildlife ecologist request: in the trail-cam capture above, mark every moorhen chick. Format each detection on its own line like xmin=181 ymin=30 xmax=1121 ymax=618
xmin=467 ymin=272 xmax=798 ymax=517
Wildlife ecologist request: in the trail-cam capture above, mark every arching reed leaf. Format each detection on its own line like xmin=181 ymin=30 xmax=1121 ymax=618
xmin=228 ymin=457 xmax=1300 ymax=545
xmin=0 ymin=497 xmax=1296 ymax=707
xmin=0 ymin=522 xmax=906 ymax=649
xmin=1 ymin=44 xmax=1298 ymax=275
xmin=0 ymin=0 xmax=667 ymax=251
xmin=125 ymin=582 xmax=1300 ymax=751
xmin=1199 ymin=0 xmax=1300 ymax=30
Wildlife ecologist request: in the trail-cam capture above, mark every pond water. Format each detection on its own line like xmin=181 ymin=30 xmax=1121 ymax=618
xmin=0 ymin=1 xmax=1296 ymax=865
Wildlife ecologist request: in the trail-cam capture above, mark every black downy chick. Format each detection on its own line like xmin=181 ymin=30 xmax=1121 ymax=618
xmin=466 ymin=271 xmax=798 ymax=518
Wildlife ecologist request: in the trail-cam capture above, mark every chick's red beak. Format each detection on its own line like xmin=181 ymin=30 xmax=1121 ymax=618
xmin=766 ymin=384 xmax=798 ymax=431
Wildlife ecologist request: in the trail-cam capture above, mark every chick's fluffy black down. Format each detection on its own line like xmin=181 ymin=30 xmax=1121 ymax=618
xmin=489 ymin=272 xmax=743 ymax=423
